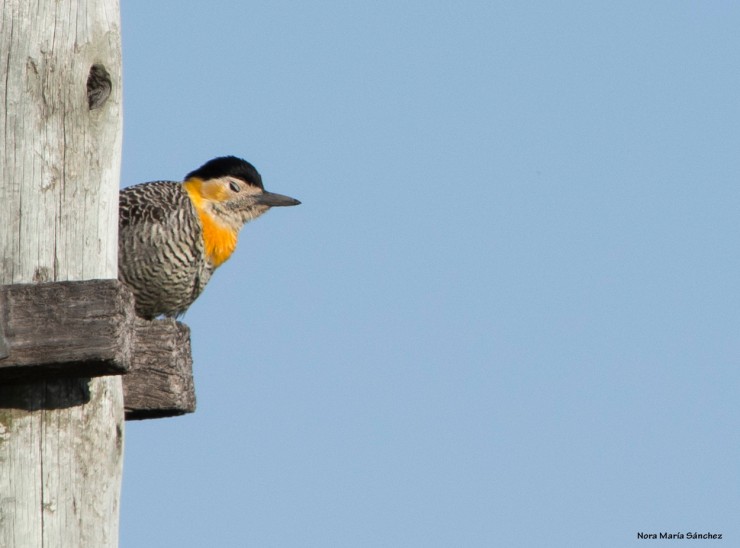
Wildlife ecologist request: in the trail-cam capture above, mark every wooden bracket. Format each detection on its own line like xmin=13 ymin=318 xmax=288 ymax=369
xmin=0 ymin=279 xmax=196 ymax=420
xmin=0 ymin=279 xmax=134 ymax=381
xmin=123 ymin=319 xmax=196 ymax=420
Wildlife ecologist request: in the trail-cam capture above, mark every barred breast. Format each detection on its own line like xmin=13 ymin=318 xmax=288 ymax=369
xmin=118 ymin=181 xmax=213 ymax=319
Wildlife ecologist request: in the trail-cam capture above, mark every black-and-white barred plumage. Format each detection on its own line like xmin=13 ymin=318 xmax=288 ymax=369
xmin=119 ymin=181 xmax=212 ymax=319
xmin=118 ymin=156 xmax=300 ymax=320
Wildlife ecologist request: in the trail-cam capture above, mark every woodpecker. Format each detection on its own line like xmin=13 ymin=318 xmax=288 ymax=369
xmin=118 ymin=156 xmax=300 ymax=319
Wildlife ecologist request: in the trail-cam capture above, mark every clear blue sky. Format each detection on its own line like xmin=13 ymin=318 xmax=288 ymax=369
xmin=120 ymin=2 xmax=740 ymax=546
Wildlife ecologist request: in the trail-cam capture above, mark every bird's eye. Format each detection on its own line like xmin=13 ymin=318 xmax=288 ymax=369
xmin=228 ymin=180 xmax=241 ymax=192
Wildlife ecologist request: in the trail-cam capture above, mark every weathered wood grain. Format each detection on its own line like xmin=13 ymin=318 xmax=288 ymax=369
xmin=0 ymin=280 xmax=135 ymax=381
xmin=124 ymin=319 xmax=196 ymax=420
xmin=0 ymin=277 xmax=198 ymax=418
xmin=0 ymin=1 xmax=124 ymax=546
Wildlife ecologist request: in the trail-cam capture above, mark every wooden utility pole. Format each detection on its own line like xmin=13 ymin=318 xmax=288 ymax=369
xmin=0 ymin=1 xmax=124 ymax=546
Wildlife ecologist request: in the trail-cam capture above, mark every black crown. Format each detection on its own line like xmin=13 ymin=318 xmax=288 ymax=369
xmin=185 ymin=156 xmax=264 ymax=189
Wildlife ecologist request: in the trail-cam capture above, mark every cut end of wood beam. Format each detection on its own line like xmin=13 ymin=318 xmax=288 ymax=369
xmin=123 ymin=318 xmax=196 ymax=420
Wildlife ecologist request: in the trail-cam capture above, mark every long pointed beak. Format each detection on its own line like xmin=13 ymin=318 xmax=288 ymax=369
xmin=258 ymin=191 xmax=301 ymax=207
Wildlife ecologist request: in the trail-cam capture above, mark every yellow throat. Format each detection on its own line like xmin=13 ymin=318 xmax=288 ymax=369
xmin=183 ymin=178 xmax=238 ymax=268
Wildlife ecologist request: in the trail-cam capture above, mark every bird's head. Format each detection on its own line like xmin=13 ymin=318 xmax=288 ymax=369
xmin=183 ymin=156 xmax=300 ymax=231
